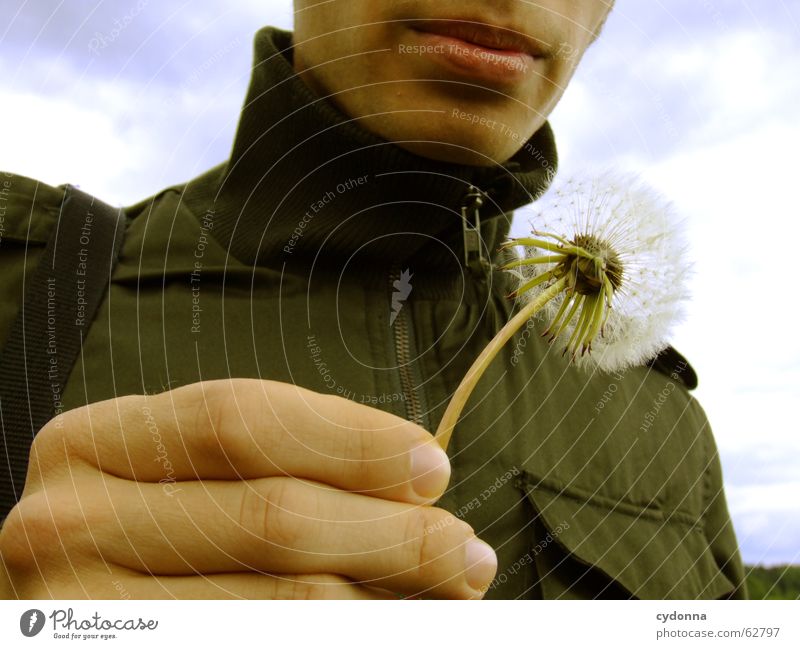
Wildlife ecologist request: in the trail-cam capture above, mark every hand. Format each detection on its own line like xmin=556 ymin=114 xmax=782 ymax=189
xmin=0 ymin=379 xmax=497 ymax=599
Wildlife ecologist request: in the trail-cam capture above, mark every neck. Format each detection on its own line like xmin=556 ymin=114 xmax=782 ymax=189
xmin=182 ymin=26 xmax=558 ymax=279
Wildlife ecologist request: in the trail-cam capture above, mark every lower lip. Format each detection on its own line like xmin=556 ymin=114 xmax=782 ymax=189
xmin=409 ymin=29 xmax=535 ymax=84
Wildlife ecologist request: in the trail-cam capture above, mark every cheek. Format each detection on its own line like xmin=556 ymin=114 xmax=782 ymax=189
xmin=351 ymin=26 xmax=423 ymax=93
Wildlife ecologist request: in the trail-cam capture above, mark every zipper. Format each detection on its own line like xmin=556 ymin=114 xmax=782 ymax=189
xmin=389 ymin=264 xmax=430 ymax=431
xmin=388 ymin=185 xmax=494 ymax=431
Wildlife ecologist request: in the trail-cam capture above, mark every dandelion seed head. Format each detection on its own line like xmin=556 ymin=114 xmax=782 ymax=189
xmin=501 ymin=169 xmax=692 ymax=373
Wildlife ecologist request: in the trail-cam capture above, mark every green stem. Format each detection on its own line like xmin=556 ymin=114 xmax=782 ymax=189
xmin=509 ymin=269 xmax=558 ymax=298
xmin=500 ymin=255 xmax=566 ymax=270
xmin=502 ymin=237 xmax=593 ymax=260
xmin=434 ymin=276 xmax=568 ymax=452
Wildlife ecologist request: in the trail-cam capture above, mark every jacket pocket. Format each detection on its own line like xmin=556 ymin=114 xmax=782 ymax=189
xmin=515 ymin=469 xmax=737 ymax=599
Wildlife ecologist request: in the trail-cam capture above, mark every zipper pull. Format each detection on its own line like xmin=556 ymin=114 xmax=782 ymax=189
xmin=461 ymin=185 xmax=491 ymax=280
xmin=462 ymin=185 xmax=502 ymax=337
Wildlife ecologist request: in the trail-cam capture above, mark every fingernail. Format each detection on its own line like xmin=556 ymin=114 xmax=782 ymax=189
xmin=410 ymin=442 xmax=451 ymax=501
xmin=465 ymin=538 xmax=498 ymax=593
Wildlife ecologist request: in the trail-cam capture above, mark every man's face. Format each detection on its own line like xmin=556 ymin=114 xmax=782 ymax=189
xmin=292 ymin=0 xmax=613 ymax=166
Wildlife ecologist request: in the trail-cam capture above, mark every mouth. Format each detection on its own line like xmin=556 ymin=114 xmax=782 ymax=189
xmin=409 ymin=19 xmax=547 ymax=59
xmin=405 ymin=18 xmax=545 ymax=85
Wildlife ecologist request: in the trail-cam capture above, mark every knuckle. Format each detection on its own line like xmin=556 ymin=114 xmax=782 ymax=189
xmin=0 ymin=491 xmax=72 ymax=573
xmin=0 ymin=504 xmax=33 ymax=573
xmin=1 ymin=482 xmax=111 ymax=593
xmin=191 ymin=379 xmax=254 ymax=464
xmin=31 ymin=394 xmax=141 ymax=470
xmin=404 ymin=508 xmax=440 ymax=576
xmin=285 ymin=574 xmax=351 ymax=600
xmin=29 ymin=412 xmax=72 ymax=464
xmin=343 ymin=425 xmax=380 ymax=488
xmin=239 ymin=479 xmax=304 ymax=550
xmin=403 ymin=508 xmax=470 ymax=581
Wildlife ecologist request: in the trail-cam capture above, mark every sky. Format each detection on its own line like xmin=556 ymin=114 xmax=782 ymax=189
xmin=1 ymin=0 xmax=798 ymax=567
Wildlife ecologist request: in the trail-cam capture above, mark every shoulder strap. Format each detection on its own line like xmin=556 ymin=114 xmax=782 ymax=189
xmin=0 ymin=185 xmax=127 ymax=519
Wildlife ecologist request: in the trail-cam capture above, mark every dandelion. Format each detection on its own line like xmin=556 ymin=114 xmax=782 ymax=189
xmin=434 ymin=170 xmax=691 ymax=452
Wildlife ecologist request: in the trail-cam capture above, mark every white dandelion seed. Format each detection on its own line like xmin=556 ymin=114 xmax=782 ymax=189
xmin=434 ymin=169 xmax=692 ymax=452
xmin=500 ymin=169 xmax=692 ymax=372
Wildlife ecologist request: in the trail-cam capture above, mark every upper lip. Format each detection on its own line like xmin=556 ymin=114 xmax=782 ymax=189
xmin=408 ymin=17 xmax=547 ymax=58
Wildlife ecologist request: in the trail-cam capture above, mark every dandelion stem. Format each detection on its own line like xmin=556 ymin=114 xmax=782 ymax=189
xmin=434 ymin=276 xmax=568 ymax=452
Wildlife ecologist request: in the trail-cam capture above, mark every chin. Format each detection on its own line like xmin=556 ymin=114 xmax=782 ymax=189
xmin=361 ymin=114 xmax=518 ymax=166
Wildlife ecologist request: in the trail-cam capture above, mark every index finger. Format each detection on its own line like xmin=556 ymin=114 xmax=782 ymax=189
xmin=31 ymin=379 xmax=451 ymax=505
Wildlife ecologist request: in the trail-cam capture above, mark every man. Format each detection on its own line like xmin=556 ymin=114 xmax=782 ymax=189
xmin=0 ymin=0 xmax=746 ymax=599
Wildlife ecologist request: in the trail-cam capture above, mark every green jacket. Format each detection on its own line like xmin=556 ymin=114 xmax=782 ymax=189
xmin=0 ymin=26 xmax=746 ymax=599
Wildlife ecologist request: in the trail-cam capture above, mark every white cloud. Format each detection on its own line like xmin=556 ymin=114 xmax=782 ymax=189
xmin=727 ymin=482 xmax=800 ymax=566
xmin=0 ymin=53 xmax=246 ymax=204
xmin=0 ymin=2 xmax=295 ymax=203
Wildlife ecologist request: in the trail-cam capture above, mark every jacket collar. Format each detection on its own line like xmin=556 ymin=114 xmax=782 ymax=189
xmin=201 ymin=26 xmax=558 ymax=275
